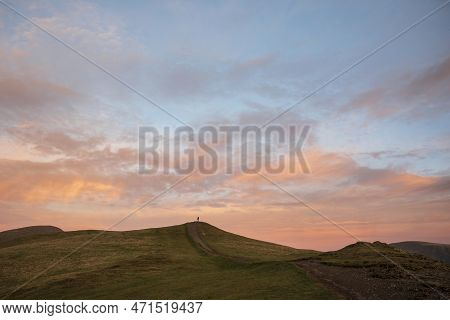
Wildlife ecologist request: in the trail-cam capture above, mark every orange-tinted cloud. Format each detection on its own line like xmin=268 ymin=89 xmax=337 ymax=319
xmin=1 ymin=123 xmax=449 ymax=251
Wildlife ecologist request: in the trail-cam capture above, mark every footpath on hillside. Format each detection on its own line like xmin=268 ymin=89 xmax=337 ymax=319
xmin=186 ymin=222 xmax=216 ymax=255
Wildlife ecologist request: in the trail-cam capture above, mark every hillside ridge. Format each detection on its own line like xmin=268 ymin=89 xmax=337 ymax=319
xmin=1 ymin=222 xmax=449 ymax=299
xmin=0 ymin=226 xmax=63 ymax=243
xmin=390 ymin=241 xmax=450 ymax=263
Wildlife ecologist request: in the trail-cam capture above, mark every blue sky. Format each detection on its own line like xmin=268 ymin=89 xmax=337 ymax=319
xmin=0 ymin=0 xmax=449 ymax=249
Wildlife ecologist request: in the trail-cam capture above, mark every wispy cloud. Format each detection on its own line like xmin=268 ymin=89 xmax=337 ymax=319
xmin=342 ymin=56 xmax=450 ymax=119
xmin=0 ymin=0 xmax=449 ymax=250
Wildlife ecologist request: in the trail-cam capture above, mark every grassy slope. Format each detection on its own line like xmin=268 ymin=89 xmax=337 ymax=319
xmin=0 ymin=226 xmax=63 ymax=243
xmin=390 ymin=241 xmax=450 ymax=264
xmin=198 ymin=223 xmax=318 ymax=262
xmin=299 ymin=241 xmax=450 ymax=299
xmin=0 ymin=223 xmax=336 ymax=299
xmin=309 ymin=241 xmax=449 ymax=269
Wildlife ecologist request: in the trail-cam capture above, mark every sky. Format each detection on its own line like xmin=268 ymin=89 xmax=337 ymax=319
xmin=0 ymin=0 xmax=449 ymax=250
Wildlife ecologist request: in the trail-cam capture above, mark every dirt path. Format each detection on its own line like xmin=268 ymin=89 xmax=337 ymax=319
xmin=295 ymin=260 xmax=448 ymax=299
xmin=296 ymin=261 xmax=362 ymax=299
xmin=186 ymin=222 xmax=216 ymax=255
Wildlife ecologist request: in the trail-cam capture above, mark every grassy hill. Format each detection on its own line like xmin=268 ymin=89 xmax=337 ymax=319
xmin=1 ymin=223 xmax=448 ymax=299
xmin=0 ymin=226 xmax=62 ymax=244
xmin=297 ymin=241 xmax=450 ymax=299
xmin=390 ymin=241 xmax=450 ymax=264
xmin=0 ymin=222 xmax=335 ymax=299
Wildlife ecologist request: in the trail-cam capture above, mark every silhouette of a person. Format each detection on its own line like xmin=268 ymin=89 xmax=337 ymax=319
xmin=197 ymin=217 xmax=199 ymax=222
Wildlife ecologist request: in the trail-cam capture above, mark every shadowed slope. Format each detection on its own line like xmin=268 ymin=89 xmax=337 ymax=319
xmin=297 ymin=241 xmax=450 ymax=299
xmin=0 ymin=226 xmax=63 ymax=244
xmin=390 ymin=241 xmax=450 ymax=264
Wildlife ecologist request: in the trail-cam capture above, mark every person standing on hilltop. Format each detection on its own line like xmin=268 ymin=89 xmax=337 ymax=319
xmin=197 ymin=217 xmax=199 ymax=222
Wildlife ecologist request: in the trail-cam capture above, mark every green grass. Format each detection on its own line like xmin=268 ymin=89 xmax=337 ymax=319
xmin=198 ymin=223 xmax=318 ymax=262
xmin=0 ymin=223 xmax=337 ymax=299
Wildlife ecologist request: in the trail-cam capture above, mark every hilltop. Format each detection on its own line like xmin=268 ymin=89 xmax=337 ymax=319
xmin=297 ymin=241 xmax=449 ymax=299
xmin=0 ymin=223 xmax=448 ymax=299
xmin=0 ymin=226 xmax=63 ymax=244
xmin=0 ymin=222 xmax=332 ymax=299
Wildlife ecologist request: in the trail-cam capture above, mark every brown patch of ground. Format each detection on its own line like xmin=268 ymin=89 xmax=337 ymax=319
xmin=296 ymin=242 xmax=450 ymax=299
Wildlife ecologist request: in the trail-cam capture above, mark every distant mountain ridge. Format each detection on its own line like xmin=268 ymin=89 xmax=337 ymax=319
xmin=0 ymin=226 xmax=63 ymax=243
xmin=390 ymin=241 xmax=450 ymax=263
